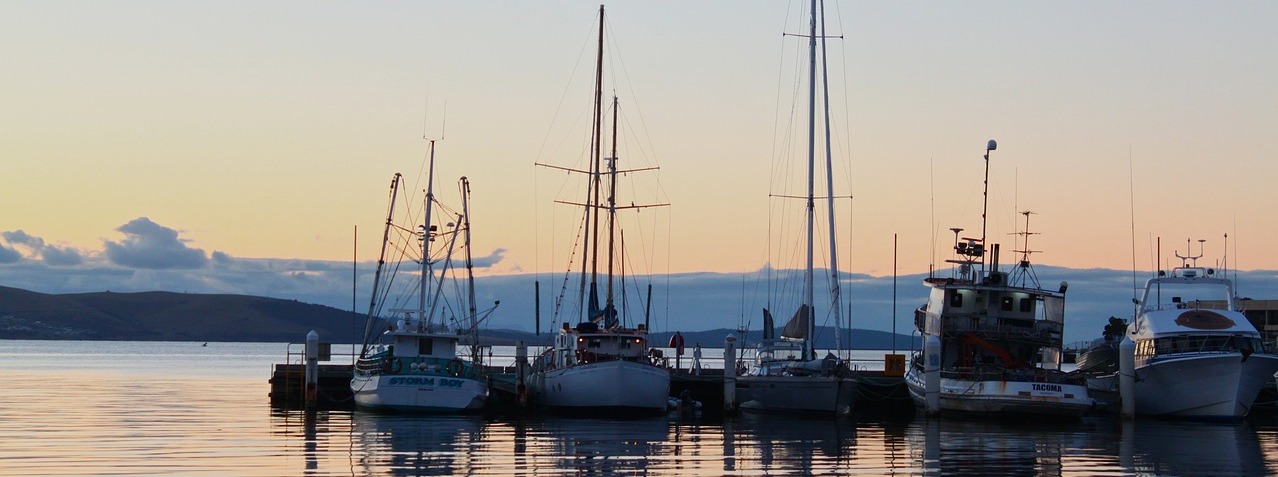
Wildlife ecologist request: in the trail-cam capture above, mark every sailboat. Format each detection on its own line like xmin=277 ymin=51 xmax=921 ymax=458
xmin=903 ymin=141 xmax=1092 ymax=417
xmin=350 ymin=141 xmax=497 ymax=413
xmin=527 ymin=5 xmax=670 ymax=415
xmin=733 ymin=0 xmax=857 ymax=415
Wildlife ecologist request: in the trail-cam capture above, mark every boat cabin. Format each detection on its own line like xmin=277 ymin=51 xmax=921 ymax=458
xmin=918 ymin=275 xmax=1065 ymax=342
xmin=542 ymin=321 xmax=652 ymax=369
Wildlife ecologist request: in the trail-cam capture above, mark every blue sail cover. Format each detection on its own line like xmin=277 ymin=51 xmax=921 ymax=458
xmin=586 ymin=282 xmax=619 ymax=328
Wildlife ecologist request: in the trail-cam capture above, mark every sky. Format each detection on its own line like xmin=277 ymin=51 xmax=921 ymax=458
xmin=3 ymin=1 xmax=1277 ymax=341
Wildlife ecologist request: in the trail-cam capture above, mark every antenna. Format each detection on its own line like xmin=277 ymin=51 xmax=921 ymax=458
xmin=1174 ymin=238 xmax=1204 ymax=268
xmin=422 ymin=100 xmax=448 ymax=141
xmin=979 ymin=139 xmax=997 ymax=274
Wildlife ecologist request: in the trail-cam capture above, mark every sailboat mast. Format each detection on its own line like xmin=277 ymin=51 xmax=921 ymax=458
xmin=461 ymin=177 xmax=479 ymax=362
xmin=804 ymin=0 xmax=818 ymax=361
xmin=578 ymin=4 xmax=606 ymax=322
xmin=606 ymin=95 xmax=619 ymax=311
xmin=818 ymin=0 xmax=843 ymax=354
xmin=421 ymin=140 xmax=438 ymax=329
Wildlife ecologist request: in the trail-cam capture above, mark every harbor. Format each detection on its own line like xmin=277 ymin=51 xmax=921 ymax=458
xmin=267 ymin=337 xmax=915 ymax=416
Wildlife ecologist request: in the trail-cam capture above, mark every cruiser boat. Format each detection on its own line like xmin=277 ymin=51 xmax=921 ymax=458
xmin=1090 ymin=244 xmax=1278 ymax=418
xmin=350 ymin=144 xmax=497 ymax=413
xmin=733 ymin=0 xmax=856 ymax=415
xmin=904 ymin=141 xmax=1092 ymax=418
xmin=528 ymin=5 xmax=669 ymax=415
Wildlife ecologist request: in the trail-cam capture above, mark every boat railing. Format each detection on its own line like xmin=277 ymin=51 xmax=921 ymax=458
xmin=283 ymin=342 xmax=359 ymax=367
xmin=939 ymin=316 xmax=1063 ymax=343
xmin=940 ymin=366 xmax=1082 ymax=385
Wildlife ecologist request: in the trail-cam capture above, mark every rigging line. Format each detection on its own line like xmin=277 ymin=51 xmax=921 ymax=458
xmin=1128 ymin=144 xmax=1138 ymax=311
xmin=533 ymin=11 xmax=602 ymax=166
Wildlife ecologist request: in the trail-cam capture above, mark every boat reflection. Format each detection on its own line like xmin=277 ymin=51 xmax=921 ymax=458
xmin=720 ymin=414 xmax=858 ymax=474
xmin=528 ymin=417 xmax=671 ymax=475
xmin=1121 ymin=419 xmax=1269 ymax=476
xmin=911 ymin=417 xmax=1100 ymax=476
xmin=350 ymin=412 xmax=486 ymax=476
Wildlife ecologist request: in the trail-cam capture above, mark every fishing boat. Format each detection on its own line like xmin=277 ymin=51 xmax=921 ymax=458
xmin=528 ymin=5 xmax=670 ymax=415
xmin=1089 ymin=242 xmax=1278 ymax=418
xmin=733 ymin=0 xmax=856 ymax=415
xmin=904 ymin=141 xmax=1092 ymax=418
xmin=350 ymin=142 xmax=498 ymax=413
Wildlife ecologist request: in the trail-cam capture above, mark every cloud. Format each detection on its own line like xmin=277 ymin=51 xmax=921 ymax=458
xmin=0 ymin=244 xmax=20 ymax=263
xmin=471 ymin=248 xmax=506 ymax=269
xmin=3 ymin=230 xmax=43 ymax=248
xmin=41 ymin=247 xmax=83 ymax=266
xmin=103 ymin=218 xmax=208 ymax=269
xmin=2 ymin=230 xmax=83 ymax=266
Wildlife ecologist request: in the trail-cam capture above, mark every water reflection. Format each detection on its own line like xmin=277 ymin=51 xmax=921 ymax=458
xmin=727 ymin=414 xmax=857 ymax=474
xmin=11 ymin=341 xmax=1278 ymax=476
xmin=1123 ymin=419 xmax=1270 ymax=476
xmin=350 ymin=413 xmax=486 ymax=476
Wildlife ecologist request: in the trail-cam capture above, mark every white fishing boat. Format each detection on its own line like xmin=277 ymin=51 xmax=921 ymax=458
xmin=1090 ymin=242 xmax=1278 ymax=418
xmin=528 ymin=5 xmax=670 ymax=415
xmin=350 ymin=143 xmax=498 ymax=413
xmin=733 ymin=0 xmax=856 ymax=416
xmin=904 ymin=141 xmax=1092 ymax=418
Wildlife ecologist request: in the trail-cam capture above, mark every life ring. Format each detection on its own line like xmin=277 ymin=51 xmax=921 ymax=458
xmin=669 ymin=333 xmax=685 ymax=355
xmin=385 ymin=358 xmax=402 ymax=374
xmin=448 ymin=359 xmax=464 ymax=376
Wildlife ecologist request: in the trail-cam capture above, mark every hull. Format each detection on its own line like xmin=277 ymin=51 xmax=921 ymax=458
xmin=351 ymin=372 xmax=488 ymax=413
xmin=736 ymin=375 xmax=856 ymax=415
xmin=905 ymin=365 xmax=1092 ymax=417
xmin=533 ymin=360 xmax=670 ymax=414
xmin=1123 ymin=353 xmax=1278 ymax=418
xmin=1076 ymin=341 xmax=1118 ymax=374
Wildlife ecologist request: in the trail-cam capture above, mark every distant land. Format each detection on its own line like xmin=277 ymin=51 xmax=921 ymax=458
xmin=0 ymin=285 xmax=918 ymax=349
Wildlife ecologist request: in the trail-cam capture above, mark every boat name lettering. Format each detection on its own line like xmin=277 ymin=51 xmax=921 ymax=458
xmin=1031 ymin=383 xmax=1062 ymax=392
xmin=387 ymin=377 xmax=465 ymax=388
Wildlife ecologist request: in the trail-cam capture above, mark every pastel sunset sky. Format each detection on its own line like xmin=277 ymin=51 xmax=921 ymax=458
xmin=3 ymin=1 xmax=1275 ymax=319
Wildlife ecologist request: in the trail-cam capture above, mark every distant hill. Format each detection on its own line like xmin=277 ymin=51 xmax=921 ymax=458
xmin=0 ymin=285 xmax=922 ymax=349
xmin=0 ymin=286 xmax=363 ymax=342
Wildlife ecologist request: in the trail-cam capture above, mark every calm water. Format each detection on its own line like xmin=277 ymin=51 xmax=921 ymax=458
xmin=2 ymin=340 xmax=1277 ymax=476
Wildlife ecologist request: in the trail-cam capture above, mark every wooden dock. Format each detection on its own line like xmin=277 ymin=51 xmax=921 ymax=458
xmin=274 ymin=365 xmax=911 ymax=415
xmin=268 ymin=363 xmax=355 ymax=410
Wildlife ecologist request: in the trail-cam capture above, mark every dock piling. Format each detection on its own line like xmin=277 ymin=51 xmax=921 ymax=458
xmin=723 ymin=335 xmax=736 ymax=412
xmin=304 ymin=330 xmax=319 ymax=409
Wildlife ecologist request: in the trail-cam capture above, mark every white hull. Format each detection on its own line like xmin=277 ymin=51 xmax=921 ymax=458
xmin=533 ymin=360 xmax=670 ymax=413
xmin=351 ymin=373 xmax=488 ymax=413
xmin=1096 ymin=352 xmax=1278 ymax=418
xmin=905 ymin=367 xmax=1092 ymax=417
xmin=736 ymin=375 xmax=855 ymax=415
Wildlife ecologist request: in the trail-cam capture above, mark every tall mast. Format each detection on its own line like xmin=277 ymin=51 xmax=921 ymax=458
xmin=360 ymin=173 xmax=403 ymax=357
xmin=804 ymin=0 xmax=817 ymax=361
xmin=461 ymin=177 xmax=479 ymax=362
xmin=580 ymin=4 xmax=606 ymax=321
xmin=606 ymin=95 xmax=619 ymax=312
xmin=420 ymin=140 xmax=438 ymax=328
xmin=817 ymin=0 xmax=843 ymax=354
xmin=980 ymin=139 xmax=996 ymax=274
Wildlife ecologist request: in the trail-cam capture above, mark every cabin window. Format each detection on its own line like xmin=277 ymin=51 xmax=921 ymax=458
xmin=588 ymin=339 xmax=602 ymax=349
xmin=1019 ymin=298 xmax=1032 ymax=313
xmin=418 ymin=339 xmax=433 ymax=355
xmin=950 ymin=293 xmax=964 ymax=308
xmin=1000 ymin=296 xmax=1014 ymax=311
